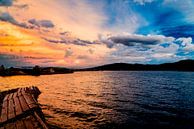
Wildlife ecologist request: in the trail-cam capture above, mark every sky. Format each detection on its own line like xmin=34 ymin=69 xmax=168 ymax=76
xmin=0 ymin=0 xmax=194 ymax=68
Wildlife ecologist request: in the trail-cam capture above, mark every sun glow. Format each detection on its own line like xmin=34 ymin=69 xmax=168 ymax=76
xmin=0 ymin=21 xmax=112 ymax=67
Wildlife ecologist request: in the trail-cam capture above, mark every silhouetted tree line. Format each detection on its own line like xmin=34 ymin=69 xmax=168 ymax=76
xmin=0 ymin=65 xmax=73 ymax=76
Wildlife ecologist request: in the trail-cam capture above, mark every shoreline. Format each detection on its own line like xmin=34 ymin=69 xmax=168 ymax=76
xmin=0 ymin=65 xmax=73 ymax=77
xmin=0 ymin=72 xmax=74 ymax=77
xmin=1 ymin=69 xmax=194 ymax=77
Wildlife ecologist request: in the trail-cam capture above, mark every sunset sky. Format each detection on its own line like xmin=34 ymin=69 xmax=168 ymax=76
xmin=0 ymin=0 xmax=194 ymax=68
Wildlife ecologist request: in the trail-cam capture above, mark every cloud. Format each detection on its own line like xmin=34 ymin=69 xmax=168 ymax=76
xmin=136 ymin=0 xmax=194 ymax=40
xmin=0 ymin=54 xmax=28 ymax=67
xmin=100 ymin=34 xmax=175 ymax=48
xmin=74 ymin=39 xmax=94 ymax=46
xmin=10 ymin=0 xmax=108 ymax=40
xmin=14 ymin=4 xmax=29 ymax=9
xmin=0 ymin=0 xmax=13 ymax=6
xmin=133 ymin=0 xmax=155 ymax=5
xmin=88 ymin=49 xmax=94 ymax=54
xmin=106 ymin=38 xmax=181 ymax=64
xmin=60 ymin=31 xmax=70 ymax=36
xmin=28 ymin=19 xmax=54 ymax=28
xmin=1 ymin=0 xmax=194 ymax=67
xmin=101 ymin=33 xmax=194 ymax=64
xmin=0 ymin=12 xmax=29 ymax=28
xmin=104 ymin=0 xmax=145 ymax=34
xmin=77 ymin=55 xmax=89 ymax=60
xmin=65 ymin=48 xmax=73 ymax=58
xmin=176 ymin=37 xmax=194 ymax=51
xmin=43 ymin=38 xmax=60 ymax=43
xmin=44 ymin=37 xmax=95 ymax=46
xmin=0 ymin=12 xmax=17 ymax=24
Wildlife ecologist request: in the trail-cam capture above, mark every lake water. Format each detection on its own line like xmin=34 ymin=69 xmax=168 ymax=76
xmin=0 ymin=71 xmax=194 ymax=129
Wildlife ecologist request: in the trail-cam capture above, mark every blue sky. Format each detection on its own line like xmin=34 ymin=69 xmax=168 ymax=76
xmin=0 ymin=0 xmax=194 ymax=67
xmin=98 ymin=0 xmax=194 ymax=64
xmin=100 ymin=0 xmax=194 ymax=38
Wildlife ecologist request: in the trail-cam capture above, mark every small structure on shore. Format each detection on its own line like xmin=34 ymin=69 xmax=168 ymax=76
xmin=0 ymin=65 xmax=73 ymax=76
xmin=0 ymin=86 xmax=48 ymax=129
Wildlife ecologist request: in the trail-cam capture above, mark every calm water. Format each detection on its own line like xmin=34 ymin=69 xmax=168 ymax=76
xmin=0 ymin=71 xmax=194 ymax=129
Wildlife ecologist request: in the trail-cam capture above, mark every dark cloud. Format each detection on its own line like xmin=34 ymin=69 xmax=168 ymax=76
xmin=28 ymin=19 xmax=54 ymax=28
xmin=18 ymin=22 xmax=30 ymax=28
xmin=0 ymin=13 xmax=54 ymax=29
xmin=74 ymin=39 xmax=93 ymax=46
xmin=101 ymin=34 xmax=175 ymax=48
xmin=39 ymin=20 xmax=54 ymax=28
xmin=60 ymin=32 xmax=70 ymax=36
xmin=14 ymin=4 xmax=29 ymax=9
xmin=43 ymin=38 xmax=60 ymax=43
xmin=44 ymin=37 xmax=95 ymax=46
xmin=0 ymin=12 xmax=29 ymax=28
xmin=0 ymin=0 xmax=13 ymax=6
xmin=23 ymin=56 xmax=51 ymax=60
xmin=0 ymin=12 xmax=17 ymax=24
xmin=0 ymin=13 xmax=53 ymax=29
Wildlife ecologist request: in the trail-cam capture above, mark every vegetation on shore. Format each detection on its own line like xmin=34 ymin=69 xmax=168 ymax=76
xmin=0 ymin=65 xmax=73 ymax=76
xmin=79 ymin=59 xmax=194 ymax=72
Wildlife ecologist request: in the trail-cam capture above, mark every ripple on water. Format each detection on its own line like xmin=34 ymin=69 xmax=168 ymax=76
xmin=1 ymin=71 xmax=194 ymax=129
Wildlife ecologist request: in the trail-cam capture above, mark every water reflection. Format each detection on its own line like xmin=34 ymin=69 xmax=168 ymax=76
xmin=0 ymin=71 xmax=194 ymax=129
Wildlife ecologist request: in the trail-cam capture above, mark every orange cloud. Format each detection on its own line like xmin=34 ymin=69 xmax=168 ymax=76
xmin=9 ymin=0 xmax=109 ymax=41
xmin=0 ymin=21 xmax=113 ymax=68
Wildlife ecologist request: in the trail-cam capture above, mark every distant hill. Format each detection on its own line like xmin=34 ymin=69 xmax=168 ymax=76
xmin=81 ymin=60 xmax=194 ymax=72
